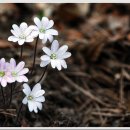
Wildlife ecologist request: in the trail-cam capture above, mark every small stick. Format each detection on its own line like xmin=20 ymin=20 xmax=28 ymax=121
xmin=0 ymin=112 xmax=16 ymax=117
xmin=59 ymin=72 xmax=110 ymax=107
xmin=120 ymin=68 xmax=125 ymax=105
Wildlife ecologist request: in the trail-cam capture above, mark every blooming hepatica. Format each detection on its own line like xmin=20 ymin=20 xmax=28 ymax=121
xmin=31 ymin=17 xmax=58 ymax=44
xmin=0 ymin=58 xmax=13 ymax=87
xmin=0 ymin=58 xmax=29 ymax=87
xmin=8 ymin=22 xmax=34 ymax=45
xmin=22 ymin=83 xmax=45 ymax=113
xmin=9 ymin=58 xmax=29 ymax=83
xmin=40 ymin=40 xmax=71 ymax=71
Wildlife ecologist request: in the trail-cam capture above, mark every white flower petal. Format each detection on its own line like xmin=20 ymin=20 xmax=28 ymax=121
xmin=25 ymin=36 xmax=34 ymax=42
xmin=34 ymin=104 xmax=38 ymax=113
xmin=40 ymin=61 xmax=50 ymax=67
xmin=29 ymin=25 xmax=39 ymax=30
xmin=35 ymin=102 xmax=42 ymax=110
xmin=5 ymin=62 xmax=10 ymax=71
xmin=18 ymin=39 xmax=25 ymax=45
xmin=42 ymin=35 xmax=48 ymax=44
xmin=56 ymin=60 xmax=62 ymax=71
xmin=1 ymin=78 xmax=7 ymax=87
xmin=24 ymin=28 xmax=32 ymax=36
xmin=18 ymin=68 xmax=29 ymax=76
xmin=34 ymin=17 xmax=42 ymax=28
xmin=22 ymin=97 xmax=28 ymax=104
xmin=35 ymin=96 xmax=45 ymax=102
xmin=20 ymin=22 xmax=28 ymax=31
xmin=60 ymin=60 xmax=67 ymax=69
xmin=51 ymin=40 xmax=59 ymax=52
xmin=46 ymin=29 xmax=58 ymax=35
xmin=46 ymin=20 xmax=54 ymax=29
xmin=15 ymin=61 xmax=25 ymax=73
xmin=16 ymin=75 xmax=28 ymax=82
xmin=11 ymin=29 xmax=19 ymax=37
xmin=60 ymin=52 xmax=71 ymax=59
xmin=23 ymin=83 xmax=31 ymax=96
xmin=0 ymin=58 xmax=5 ymax=71
xmin=12 ymin=24 xmax=21 ymax=35
xmin=8 ymin=36 xmax=19 ymax=42
xmin=31 ymin=30 xmax=39 ymax=38
xmin=51 ymin=60 xmax=56 ymax=68
xmin=42 ymin=47 xmax=51 ymax=56
xmin=6 ymin=76 xmax=14 ymax=83
xmin=47 ymin=34 xmax=53 ymax=43
xmin=57 ymin=45 xmax=68 ymax=56
xmin=31 ymin=83 xmax=41 ymax=96
xmin=39 ymin=33 xmax=45 ymax=39
xmin=28 ymin=101 xmax=34 ymax=112
xmin=41 ymin=55 xmax=50 ymax=61
xmin=34 ymin=90 xmax=45 ymax=97
xmin=42 ymin=17 xmax=49 ymax=28
xmin=10 ymin=58 xmax=16 ymax=70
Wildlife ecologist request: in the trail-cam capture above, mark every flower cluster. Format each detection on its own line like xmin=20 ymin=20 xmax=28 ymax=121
xmin=0 ymin=58 xmax=28 ymax=87
xmin=8 ymin=17 xmax=71 ymax=71
xmin=6 ymin=16 xmax=71 ymax=114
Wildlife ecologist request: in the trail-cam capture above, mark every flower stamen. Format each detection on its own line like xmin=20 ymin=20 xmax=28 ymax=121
xmin=50 ymin=53 xmax=57 ymax=60
xmin=12 ymin=72 xmax=17 ymax=77
xmin=27 ymin=95 xmax=33 ymax=100
xmin=0 ymin=71 xmax=5 ymax=77
xmin=19 ymin=34 xmax=26 ymax=39
xmin=39 ymin=28 xmax=45 ymax=33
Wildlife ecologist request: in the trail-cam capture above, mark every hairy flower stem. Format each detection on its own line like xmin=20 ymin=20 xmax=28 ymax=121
xmin=30 ymin=37 xmax=39 ymax=75
xmin=13 ymin=45 xmax=24 ymax=93
xmin=36 ymin=65 xmax=48 ymax=83
xmin=8 ymin=84 xmax=13 ymax=107
xmin=16 ymin=103 xmax=23 ymax=124
xmin=0 ymin=85 xmax=5 ymax=105
xmin=20 ymin=45 xmax=24 ymax=60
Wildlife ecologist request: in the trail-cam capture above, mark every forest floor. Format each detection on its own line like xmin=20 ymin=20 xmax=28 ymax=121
xmin=0 ymin=3 xmax=130 ymax=127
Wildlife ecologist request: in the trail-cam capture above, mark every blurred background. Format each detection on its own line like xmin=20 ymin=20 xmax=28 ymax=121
xmin=0 ymin=3 xmax=130 ymax=127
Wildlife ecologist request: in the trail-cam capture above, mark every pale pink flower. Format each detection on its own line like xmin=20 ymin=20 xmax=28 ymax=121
xmin=0 ymin=58 xmax=13 ymax=87
xmin=9 ymin=58 xmax=29 ymax=83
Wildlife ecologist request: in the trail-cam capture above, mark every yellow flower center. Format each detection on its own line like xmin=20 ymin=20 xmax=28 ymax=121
xmin=19 ymin=34 xmax=26 ymax=39
xmin=39 ymin=28 xmax=45 ymax=33
xmin=50 ymin=53 xmax=57 ymax=60
xmin=0 ymin=71 xmax=5 ymax=77
xmin=27 ymin=95 xmax=33 ymax=100
xmin=12 ymin=72 xmax=17 ymax=77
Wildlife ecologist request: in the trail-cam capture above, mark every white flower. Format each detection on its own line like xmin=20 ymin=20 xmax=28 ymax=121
xmin=31 ymin=17 xmax=58 ymax=44
xmin=22 ymin=83 xmax=45 ymax=113
xmin=8 ymin=22 xmax=34 ymax=45
xmin=40 ymin=40 xmax=71 ymax=71
xmin=9 ymin=58 xmax=29 ymax=83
